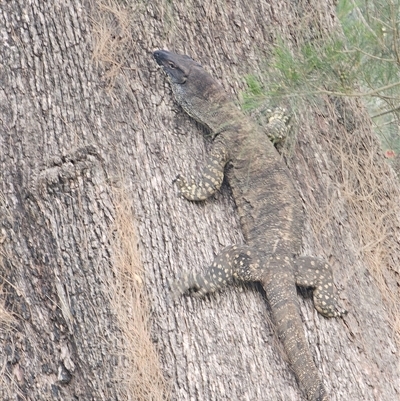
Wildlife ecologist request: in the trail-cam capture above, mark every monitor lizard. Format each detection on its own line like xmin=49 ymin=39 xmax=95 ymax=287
xmin=153 ymin=49 xmax=347 ymax=401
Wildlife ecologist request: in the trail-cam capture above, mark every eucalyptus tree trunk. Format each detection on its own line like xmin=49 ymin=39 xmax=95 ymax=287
xmin=0 ymin=1 xmax=398 ymax=401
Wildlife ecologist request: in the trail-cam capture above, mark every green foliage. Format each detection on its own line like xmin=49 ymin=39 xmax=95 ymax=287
xmin=242 ymin=75 xmax=266 ymax=111
xmin=337 ymin=0 xmax=400 ymax=153
xmin=242 ymin=0 xmax=400 ymax=155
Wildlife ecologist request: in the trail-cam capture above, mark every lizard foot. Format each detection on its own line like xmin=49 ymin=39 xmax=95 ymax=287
xmin=294 ymin=256 xmax=347 ymax=318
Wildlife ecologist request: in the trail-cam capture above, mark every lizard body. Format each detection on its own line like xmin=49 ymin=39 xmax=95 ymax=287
xmin=153 ymin=50 xmax=346 ymax=401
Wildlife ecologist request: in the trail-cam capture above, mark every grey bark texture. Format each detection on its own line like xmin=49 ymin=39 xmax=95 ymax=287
xmin=0 ymin=1 xmax=399 ymax=401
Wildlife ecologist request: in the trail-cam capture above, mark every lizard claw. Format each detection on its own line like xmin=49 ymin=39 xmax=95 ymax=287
xmin=172 ymin=174 xmax=181 ymax=184
xmin=172 ymin=174 xmax=187 ymax=195
xmin=172 ymin=174 xmax=187 ymax=187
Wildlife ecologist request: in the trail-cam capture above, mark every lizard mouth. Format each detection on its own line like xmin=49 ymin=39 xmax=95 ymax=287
xmin=153 ymin=50 xmax=168 ymax=65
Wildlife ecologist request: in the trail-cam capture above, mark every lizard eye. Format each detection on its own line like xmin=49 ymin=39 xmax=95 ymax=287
xmin=168 ymin=62 xmax=176 ymax=69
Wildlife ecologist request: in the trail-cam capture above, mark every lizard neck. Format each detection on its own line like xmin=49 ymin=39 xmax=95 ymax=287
xmin=171 ymin=84 xmax=242 ymax=137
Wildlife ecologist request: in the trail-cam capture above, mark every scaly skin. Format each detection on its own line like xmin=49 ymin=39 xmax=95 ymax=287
xmin=153 ymin=50 xmax=346 ymax=401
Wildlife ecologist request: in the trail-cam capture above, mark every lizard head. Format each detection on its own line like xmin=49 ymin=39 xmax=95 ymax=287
xmin=153 ymin=50 xmax=230 ymax=131
xmin=153 ymin=50 xmax=199 ymax=84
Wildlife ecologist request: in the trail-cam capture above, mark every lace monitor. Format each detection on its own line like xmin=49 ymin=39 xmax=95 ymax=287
xmin=153 ymin=50 xmax=347 ymax=401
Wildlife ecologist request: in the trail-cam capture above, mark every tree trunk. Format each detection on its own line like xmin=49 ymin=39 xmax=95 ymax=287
xmin=1 ymin=1 xmax=398 ymax=400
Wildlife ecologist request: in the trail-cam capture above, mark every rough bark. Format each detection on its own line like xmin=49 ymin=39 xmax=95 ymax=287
xmin=0 ymin=1 xmax=398 ymax=401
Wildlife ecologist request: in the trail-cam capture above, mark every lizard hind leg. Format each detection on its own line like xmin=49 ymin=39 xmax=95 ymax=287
xmin=169 ymin=244 xmax=262 ymax=300
xmin=293 ymin=256 xmax=347 ymax=318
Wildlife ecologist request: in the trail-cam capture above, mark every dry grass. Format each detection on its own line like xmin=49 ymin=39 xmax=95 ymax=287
xmin=0 ymin=191 xmax=16 ymax=398
xmin=307 ymin=98 xmax=400 ymax=343
xmin=91 ymin=0 xmax=136 ymax=87
xmin=0 ymin=284 xmax=15 ymax=331
xmin=339 ymin=146 xmax=400 ymax=340
xmin=0 ymin=304 xmax=15 ymax=396
xmin=107 ymin=187 xmax=169 ymax=401
xmin=0 ymin=304 xmax=13 ymax=331
xmin=0 ymin=272 xmax=17 ymax=399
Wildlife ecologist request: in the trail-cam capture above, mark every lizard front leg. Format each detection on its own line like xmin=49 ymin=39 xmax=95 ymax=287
xmin=175 ymin=140 xmax=228 ymax=201
xmin=294 ymin=256 xmax=347 ymax=318
xmin=265 ymin=107 xmax=290 ymax=145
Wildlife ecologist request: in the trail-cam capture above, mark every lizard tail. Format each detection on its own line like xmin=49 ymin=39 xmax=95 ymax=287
xmin=261 ymin=256 xmax=328 ymax=401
